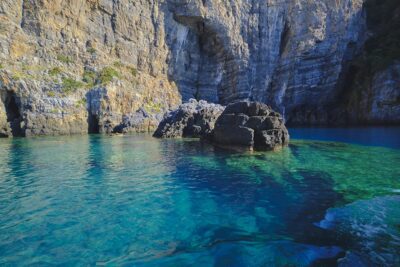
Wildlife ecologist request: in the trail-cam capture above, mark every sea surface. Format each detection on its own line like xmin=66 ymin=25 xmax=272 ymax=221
xmin=0 ymin=127 xmax=399 ymax=266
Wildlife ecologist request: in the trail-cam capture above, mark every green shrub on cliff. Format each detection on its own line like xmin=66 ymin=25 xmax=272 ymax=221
xmin=87 ymin=47 xmax=96 ymax=54
xmin=57 ymin=55 xmax=73 ymax=64
xmin=49 ymin=67 xmax=62 ymax=76
xmin=75 ymin=98 xmax=87 ymax=108
xmin=113 ymin=61 xmax=137 ymax=78
xmin=0 ymin=63 xmax=3 ymax=69
xmin=113 ymin=61 xmax=124 ymax=68
xmin=144 ymin=101 xmax=163 ymax=113
xmin=12 ymin=70 xmax=33 ymax=80
xmin=62 ymin=77 xmax=84 ymax=93
xmin=128 ymin=66 xmax=137 ymax=77
xmin=82 ymin=70 xmax=97 ymax=87
xmin=47 ymin=91 xmax=56 ymax=97
xmin=99 ymin=67 xmax=120 ymax=84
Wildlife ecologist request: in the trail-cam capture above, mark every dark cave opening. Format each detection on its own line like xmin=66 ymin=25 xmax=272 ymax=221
xmin=5 ymin=92 xmax=23 ymax=137
xmin=88 ymin=113 xmax=100 ymax=134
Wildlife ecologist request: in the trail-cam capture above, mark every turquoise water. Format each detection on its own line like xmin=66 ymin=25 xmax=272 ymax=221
xmin=0 ymin=128 xmax=399 ymax=266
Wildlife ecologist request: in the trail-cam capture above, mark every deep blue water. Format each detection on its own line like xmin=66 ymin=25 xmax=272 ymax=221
xmin=0 ymin=128 xmax=399 ymax=266
xmin=290 ymin=127 xmax=400 ymax=149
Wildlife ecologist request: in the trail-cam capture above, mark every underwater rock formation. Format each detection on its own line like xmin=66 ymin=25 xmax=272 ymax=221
xmin=316 ymin=195 xmax=400 ymax=266
xmin=213 ymin=101 xmax=289 ymax=151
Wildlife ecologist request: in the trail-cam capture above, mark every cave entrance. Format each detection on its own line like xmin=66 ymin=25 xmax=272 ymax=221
xmin=88 ymin=114 xmax=100 ymax=134
xmin=5 ymin=92 xmax=23 ymax=137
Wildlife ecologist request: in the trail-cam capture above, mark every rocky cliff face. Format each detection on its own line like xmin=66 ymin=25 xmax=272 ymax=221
xmin=0 ymin=0 xmax=398 ymax=137
xmin=169 ymin=0 xmax=367 ymax=120
xmin=0 ymin=0 xmax=182 ymax=136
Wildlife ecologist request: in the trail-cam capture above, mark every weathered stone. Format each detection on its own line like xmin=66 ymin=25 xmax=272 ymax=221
xmin=254 ymin=129 xmax=289 ymax=150
xmin=113 ymin=108 xmax=159 ymax=134
xmin=214 ymin=126 xmax=254 ymax=147
xmin=245 ymin=116 xmax=265 ymax=130
xmin=213 ymin=101 xmax=289 ymax=151
xmin=223 ymin=101 xmax=250 ymax=115
xmin=248 ymin=102 xmax=271 ymax=117
xmin=263 ymin=116 xmax=284 ymax=130
xmin=153 ymin=99 xmax=225 ymax=138
xmin=216 ymin=114 xmax=249 ymax=127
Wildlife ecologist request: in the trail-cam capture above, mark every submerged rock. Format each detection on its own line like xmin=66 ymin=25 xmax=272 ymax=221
xmin=213 ymin=101 xmax=289 ymax=151
xmin=153 ymin=99 xmax=225 ymax=138
xmin=316 ymin=196 xmax=400 ymax=267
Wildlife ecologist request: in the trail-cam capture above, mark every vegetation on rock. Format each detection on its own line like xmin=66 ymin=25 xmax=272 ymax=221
xmin=62 ymin=77 xmax=84 ymax=93
xmin=87 ymin=47 xmax=96 ymax=54
xmin=47 ymin=91 xmax=56 ymax=97
xmin=99 ymin=67 xmax=120 ymax=85
xmin=82 ymin=70 xmax=97 ymax=87
xmin=49 ymin=67 xmax=62 ymax=76
xmin=57 ymin=55 xmax=73 ymax=64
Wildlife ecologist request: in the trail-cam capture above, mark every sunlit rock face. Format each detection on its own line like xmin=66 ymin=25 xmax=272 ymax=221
xmin=0 ymin=0 xmax=397 ymax=137
xmin=0 ymin=0 xmax=182 ymax=137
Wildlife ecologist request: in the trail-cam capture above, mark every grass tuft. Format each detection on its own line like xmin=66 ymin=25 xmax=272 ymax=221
xmin=49 ymin=67 xmax=62 ymax=76
xmin=57 ymin=55 xmax=73 ymax=64
xmin=62 ymin=77 xmax=84 ymax=93
xmin=99 ymin=67 xmax=120 ymax=84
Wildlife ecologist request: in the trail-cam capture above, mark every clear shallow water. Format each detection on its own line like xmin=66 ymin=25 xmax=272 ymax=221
xmin=0 ymin=129 xmax=399 ymax=266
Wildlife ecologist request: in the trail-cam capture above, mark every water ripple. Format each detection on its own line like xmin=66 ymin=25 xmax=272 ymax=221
xmin=0 ymin=134 xmax=399 ymax=266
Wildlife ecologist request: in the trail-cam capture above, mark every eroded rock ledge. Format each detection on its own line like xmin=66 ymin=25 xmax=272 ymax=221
xmin=214 ymin=101 xmax=289 ymax=151
xmin=154 ymin=100 xmax=289 ymax=151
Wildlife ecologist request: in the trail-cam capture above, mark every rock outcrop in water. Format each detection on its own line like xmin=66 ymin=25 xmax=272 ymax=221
xmin=154 ymin=100 xmax=289 ymax=151
xmin=0 ymin=0 xmax=398 ymax=137
xmin=213 ymin=101 xmax=289 ymax=151
xmin=153 ymin=99 xmax=224 ymax=138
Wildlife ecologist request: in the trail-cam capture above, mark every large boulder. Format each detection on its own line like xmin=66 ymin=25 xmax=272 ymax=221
xmin=213 ymin=101 xmax=289 ymax=151
xmin=153 ymin=99 xmax=225 ymax=138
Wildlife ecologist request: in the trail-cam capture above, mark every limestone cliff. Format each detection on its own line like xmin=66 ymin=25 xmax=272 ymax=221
xmin=0 ymin=0 xmax=398 ymax=137
xmin=0 ymin=0 xmax=181 ymax=136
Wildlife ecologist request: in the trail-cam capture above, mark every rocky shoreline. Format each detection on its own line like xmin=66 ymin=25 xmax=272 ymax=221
xmin=0 ymin=0 xmax=398 ymax=138
xmin=154 ymin=99 xmax=289 ymax=151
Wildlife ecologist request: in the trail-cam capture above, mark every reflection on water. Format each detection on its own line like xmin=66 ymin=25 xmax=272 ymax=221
xmin=0 ymin=131 xmax=399 ymax=266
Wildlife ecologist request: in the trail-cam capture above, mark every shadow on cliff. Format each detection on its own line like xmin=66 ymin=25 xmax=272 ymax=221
xmin=4 ymin=92 xmax=24 ymax=137
xmin=163 ymin=1 xmax=240 ymax=104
